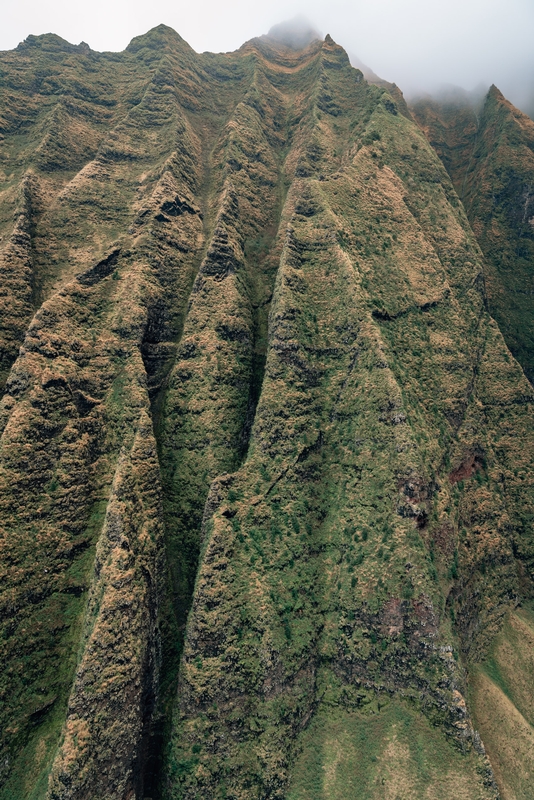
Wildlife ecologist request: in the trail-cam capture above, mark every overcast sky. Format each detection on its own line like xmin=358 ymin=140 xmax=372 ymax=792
xmin=3 ymin=0 xmax=534 ymax=110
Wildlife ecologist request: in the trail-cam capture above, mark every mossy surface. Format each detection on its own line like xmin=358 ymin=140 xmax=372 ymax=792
xmin=412 ymin=86 xmax=534 ymax=384
xmin=0 ymin=26 xmax=532 ymax=800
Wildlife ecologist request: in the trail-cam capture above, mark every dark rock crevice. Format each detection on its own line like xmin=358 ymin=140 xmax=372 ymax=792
xmin=0 ymin=173 xmax=41 ymax=396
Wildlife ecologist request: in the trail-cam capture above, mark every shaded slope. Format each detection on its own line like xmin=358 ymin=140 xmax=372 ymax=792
xmin=0 ymin=26 xmax=531 ymax=800
xmin=412 ymin=86 xmax=534 ymax=383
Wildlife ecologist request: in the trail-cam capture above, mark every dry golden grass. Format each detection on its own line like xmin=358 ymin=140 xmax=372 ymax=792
xmin=472 ymin=669 xmax=534 ymax=800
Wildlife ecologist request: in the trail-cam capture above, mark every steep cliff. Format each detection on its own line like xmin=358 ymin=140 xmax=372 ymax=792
xmin=0 ymin=26 xmax=532 ymax=800
xmin=412 ymin=86 xmax=534 ymax=385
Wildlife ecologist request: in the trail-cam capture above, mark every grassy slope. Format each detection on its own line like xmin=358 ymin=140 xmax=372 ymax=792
xmin=168 ymin=37 xmax=532 ymax=800
xmin=0 ymin=27 xmax=531 ymax=800
xmin=288 ymin=701 xmax=489 ymax=800
xmin=470 ymin=604 xmax=534 ymax=800
xmin=0 ymin=26 xmax=210 ymax=796
xmin=411 ymin=87 xmax=534 ymax=384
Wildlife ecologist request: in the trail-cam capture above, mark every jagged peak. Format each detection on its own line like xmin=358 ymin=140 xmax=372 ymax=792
xmin=125 ymin=24 xmax=192 ymax=55
xmin=241 ymin=34 xmax=323 ymax=69
xmin=485 ymin=83 xmax=534 ymax=131
xmin=16 ymin=33 xmax=92 ymax=54
xmin=243 ymin=30 xmax=351 ymax=74
xmin=319 ymin=34 xmax=352 ymax=72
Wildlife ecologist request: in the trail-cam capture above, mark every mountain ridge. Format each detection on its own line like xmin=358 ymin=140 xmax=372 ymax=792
xmin=0 ymin=25 xmax=532 ymax=800
xmin=411 ymin=82 xmax=534 ymax=384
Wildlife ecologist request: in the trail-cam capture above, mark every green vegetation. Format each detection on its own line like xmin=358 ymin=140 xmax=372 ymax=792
xmin=470 ymin=604 xmax=534 ymax=800
xmin=288 ymin=700 xmax=492 ymax=800
xmin=0 ymin=24 xmax=531 ymax=800
xmin=412 ymin=86 xmax=534 ymax=383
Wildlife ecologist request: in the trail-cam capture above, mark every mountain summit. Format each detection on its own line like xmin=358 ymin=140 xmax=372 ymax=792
xmin=266 ymin=16 xmax=322 ymax=49
xmin=0 ymin=25 xmax=532 ymax=800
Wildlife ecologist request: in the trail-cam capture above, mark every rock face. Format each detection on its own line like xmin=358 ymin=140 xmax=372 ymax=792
xmin=0 ymin=25 xmax=532 ymax=800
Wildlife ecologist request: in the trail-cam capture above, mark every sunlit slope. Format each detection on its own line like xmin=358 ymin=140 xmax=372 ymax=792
xmin=470 ymin=605 xmax=534 ymax=800
xmin=0 ymin=26 xmax=531 ymax=800
xmin=287 ymin=702 xmax=491 ymax=800
xmin=412 ymin=86 xmax=534 ymax=384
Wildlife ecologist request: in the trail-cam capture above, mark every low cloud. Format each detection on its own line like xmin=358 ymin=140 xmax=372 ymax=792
xmin=266 ymin=16 xmax=322 ymax=50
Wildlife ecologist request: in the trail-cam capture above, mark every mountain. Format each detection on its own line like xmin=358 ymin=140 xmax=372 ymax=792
xmin=266 ymin=16 xmax=322 ymax=50
xmin=0 ymin=24 xmax=532 ymax=800
xmin=411 ymin=85 xmax=534 ymax=384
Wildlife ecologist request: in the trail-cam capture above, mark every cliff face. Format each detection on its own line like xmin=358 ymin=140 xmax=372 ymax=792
xmin=0 ymin=26 xmax=532 ymax=800
xmin=412 ymin=86 xmax=534 ymax=385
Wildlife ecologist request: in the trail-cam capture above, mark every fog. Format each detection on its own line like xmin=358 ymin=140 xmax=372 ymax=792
xmin=2 ymin=0 xmax=534 ymax=114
